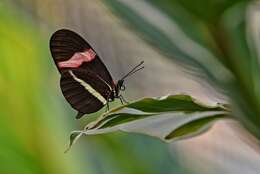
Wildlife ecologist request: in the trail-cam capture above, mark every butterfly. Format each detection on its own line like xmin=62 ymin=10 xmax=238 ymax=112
xmin=49 ymin=29 xmax=144 ymax=119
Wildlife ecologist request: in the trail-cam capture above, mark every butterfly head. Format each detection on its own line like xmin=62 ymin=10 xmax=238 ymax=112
xmin=117 ymin=79 xmax=125 ymax=91
xmin=114 ymin=61 xmax=144 ymax=98
xmin=114 ymin=79 xmax=125 ymax=97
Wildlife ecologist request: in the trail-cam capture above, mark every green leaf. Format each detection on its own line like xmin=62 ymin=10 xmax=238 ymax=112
xmin=126 ymin=95 xmax=224 ymax=113
xmin=65 ymin=132 xmax=84 ymax=153
xmin=164 ymin=115 xmax=225 ymax=140
xmin=68 ymin=95 xmax=230 ymax=150
xmin=85 ymin=94 xmax=227 ymax=130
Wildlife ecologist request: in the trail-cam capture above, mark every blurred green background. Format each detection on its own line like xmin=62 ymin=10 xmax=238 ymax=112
xmin=1 ymin=0 xmax=260 ymax=174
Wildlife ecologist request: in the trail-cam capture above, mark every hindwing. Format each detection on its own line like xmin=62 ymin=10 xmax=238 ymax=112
xmin=60 ymin=69 xmax=112 ymax=118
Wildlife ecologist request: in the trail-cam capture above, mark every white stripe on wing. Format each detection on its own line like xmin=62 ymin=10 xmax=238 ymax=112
xmin=69 ymin=71 xmax=107 ymax=105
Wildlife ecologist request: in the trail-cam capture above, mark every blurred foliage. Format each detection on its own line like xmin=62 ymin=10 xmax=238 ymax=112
xmin=104 ymin=0 xmax=260 ymax=140
xmin=83 ymin=133 xmax=190 ymax=174
xmin=0 ymin=1 xmax=91 ymax=174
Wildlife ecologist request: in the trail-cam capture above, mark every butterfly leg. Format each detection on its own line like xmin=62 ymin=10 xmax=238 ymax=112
xmin=106 ymin=102 xmax=110 ymax=111
xmin=119 ymin=96 xmax=124 ymax=105
xmin=119 ymin=95 xmax=129 ymax=104
xmin=106 ymin=95 xmax=110 ymax=112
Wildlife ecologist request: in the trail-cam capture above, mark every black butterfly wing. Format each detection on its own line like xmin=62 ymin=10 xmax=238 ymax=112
xmin=50 ymin=29 xmax=113 ymax=86
xmin=60 ymin=69 xmax=112 ymax=119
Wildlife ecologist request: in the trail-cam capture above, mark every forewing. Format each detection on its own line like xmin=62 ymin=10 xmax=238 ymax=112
xmin=50 ymin=29 xmax=113 ymax=85
xmin=60 ymin=69 xmax=112 ymax=119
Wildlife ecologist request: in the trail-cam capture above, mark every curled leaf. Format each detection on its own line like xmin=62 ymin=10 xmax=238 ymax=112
xmin=68 ymin=94 xmax=230 ymax=151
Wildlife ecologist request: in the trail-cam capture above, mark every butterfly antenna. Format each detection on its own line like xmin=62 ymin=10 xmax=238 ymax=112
xmin=121 ymin=61 xmax=144 ymax=80
xmin=124 ymin=66 xmax=144 ymax=79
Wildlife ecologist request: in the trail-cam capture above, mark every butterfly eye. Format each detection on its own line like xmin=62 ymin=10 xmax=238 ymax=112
xmin=120 ymin=84 xmax=126 ymax=91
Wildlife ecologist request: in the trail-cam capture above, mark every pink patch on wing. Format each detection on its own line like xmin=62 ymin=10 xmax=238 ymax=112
xmin=58 ymin=49 xmax=96 ymax=68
